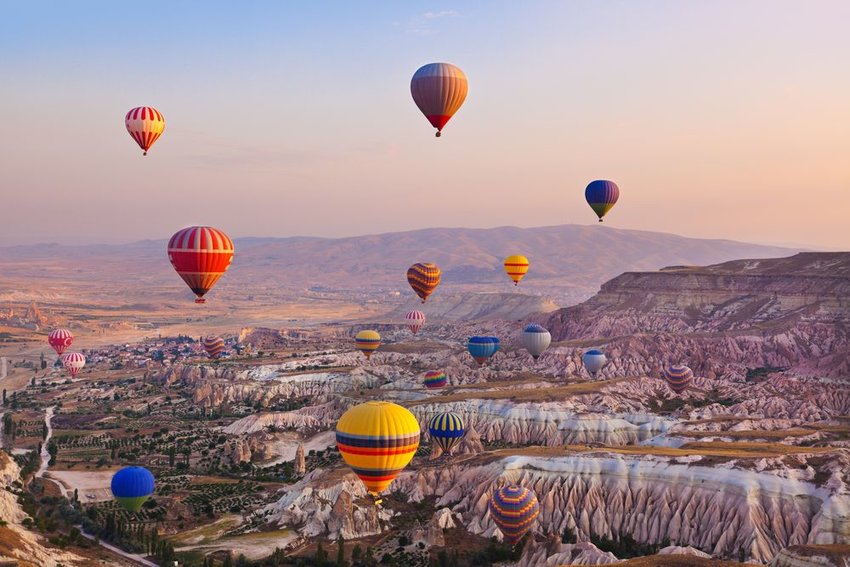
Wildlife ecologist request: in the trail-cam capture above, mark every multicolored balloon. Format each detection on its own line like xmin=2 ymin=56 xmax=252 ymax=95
xmin=203 ymin=336 xmax=225 ymax=359
xmin=404 ymin=310 xmax=426 ymax=334
xmin=410 ymin=63 xmax=468 ymax=137
xmin=582 ymin=349 xmax=607 ymax=376
xmin=336 ymin=401 xmax=420 ymax=499
xmin=48 ymin=329 xmax=73 ymax=356
xmin=504 ymin=255 xmax=529 ymax=286
xmin=111 ymin=466 xmax=155 ymax=512
xmin=423 ymin=370 xmax=447 ymax=389
xmin=585 ymin=180 xmax=620 ymax=222
xmin=62 ymin=352 xmax=86 ymax=377
xmin=355 ymin=330 xmax=381 ymax=359
xmin=167 ymin=226 xmax=235 ymax=303
xmin=489 ymin=484 xmax=540 ymax=546
xmin=407 ymin=263 xmax=441 ymax=303
xmin=125 ymin=106 xmax=165 ymax=156
xmin=428 ymin=412 xmax=465 ymax=455
xmin=663 ymin=364 xmax=694 ymax=394
xmin=521 ymin=324 xmax=551 ymax=360
xmin=467 ymin=336 xmax=500 ymax=365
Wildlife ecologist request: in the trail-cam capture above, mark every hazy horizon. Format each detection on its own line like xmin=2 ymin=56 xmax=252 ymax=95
xmin=2 ymin=1 xmax=848 ymax=249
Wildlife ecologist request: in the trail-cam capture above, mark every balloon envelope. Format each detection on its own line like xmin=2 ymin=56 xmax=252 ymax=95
xmin=336 ymin=401 xmax=420 ymax=496
xmin=582 ymin=349 xmax=607 ymax=376
xmin=410 ymin=63 xmax=468 ymax=137
xmin=407 ymin=263 xmax=441 ymax=302
xmin=467 ymin=336 xmax=500 ymax=365
xmin=521 ymin=324 xmax=551 ymax=359
xmin=111 ymin=466 xmax=155 ymax=512
xmin=404 ymin=310 xmax=426 ymax=334
xmin=585 ymin=180 xmax=620 ymax=222
xmin=428 ymin=412 xmax=465 ymax=455
xmin=167 ymin=226 xmax=234 ymax=303
xmin=355 ymin=330 xmax=381 ymax=358
xmin=423 ymin=370 xmax=447 ymax=389
xmin=48 ymin=329 xmax=73 ymax=356
xmin=203 ymin=336 xmax=225 ymax=359
xmin=664 ymin=364 xmax=694 ymax=394
xmin=62 ymin=352 xmax=86 ymax=377
xmin=489 ymin=484 xmax=540 ymax=546
xmin=504 ymin=255 xmax=529 ymax=286
xmin=125 ymin=106 xmax=165 ymax=155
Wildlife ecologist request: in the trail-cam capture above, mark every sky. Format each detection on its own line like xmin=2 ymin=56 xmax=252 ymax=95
xmin=1 ymin=1 xmax=848 ymax=249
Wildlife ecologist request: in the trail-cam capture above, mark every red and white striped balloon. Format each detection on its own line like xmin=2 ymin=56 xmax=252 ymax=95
xmin=404 ymin=310 xmax=426 ymax=334
xmin=48 ymin=329 xmax=74 ymax=356
xmin=167 ymin=226 xmax=235 ymax=303
xmin=62 ymin=352 xmax=86 ymax=377
xmin=125 ymin=106 xmax=165 ymax=156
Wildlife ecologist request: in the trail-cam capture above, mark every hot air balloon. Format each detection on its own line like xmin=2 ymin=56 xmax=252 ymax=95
xmin=663 ymin=364 xmax=694 ymax=394
xmin=423 ymin=370 xmax=447 ymax=389
xmin=404 ymin=310 xmax=426 ymax=334
xmin=410 ymin=63 xmax=468 ymax=137
xmin=428 ymin=412 xmax=465 ymax=455
xmin=62 ymin=352 xmax=86 ymax=378
xmin=504 ymin=255 xmax=529 ymax=286
xmin=336 ymin=401 xmax=420 ymax=503
xmin=167 ymin=226 xmax=234 ymax=303
xmin=407 ymin=263 xmax=441 ymax=303
xmin=355 ymin=330 xmax=381 ymax=359
xmin=582 ymin=349 xmax=607 ymax=376
xmin=125 ymin=106 xmax=165 ymax=156
xmin=48 ymin=329 xmax=73 ymax=357
xmin=489 ymin=484 xmax=540 ymax=546
xmin=203 ymin=336 xmax=225 ymax=359
xmin=521 ymin=324 xmax=551 ymax=360
xmin=467 ymin=336 xmax=500 ymax=365
xmin=585 ymin=180 xmax=619 ymax=222
xmin=111 ymin=466 xmax=155 ymax=512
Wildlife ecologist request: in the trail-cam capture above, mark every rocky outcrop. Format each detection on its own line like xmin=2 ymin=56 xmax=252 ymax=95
xmin=519 ymin=541 xmax=619 ymax=566
xmin=295 ymin=443 xmax=306 ymax=476
xmin=546 ymin=252 xmax=850 ymax=379
xmin=769 ymin=545 xmax=850 ymax=567
xmin=0 ymin=453 xmax=83 ymax=566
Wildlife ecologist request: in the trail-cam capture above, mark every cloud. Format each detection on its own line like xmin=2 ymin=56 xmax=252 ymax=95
xmin=404 ymin=9 xmax=460 ymax=35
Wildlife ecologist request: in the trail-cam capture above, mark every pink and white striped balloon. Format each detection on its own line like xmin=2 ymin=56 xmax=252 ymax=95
xmin=404 ymin=310 xmax=426 ymax=334
xmin=62 ymin=352 xmax=86 ymax=377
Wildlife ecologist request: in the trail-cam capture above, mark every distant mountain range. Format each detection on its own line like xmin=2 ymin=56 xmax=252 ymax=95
xmin=0 ymin=225 xmax=802 ymax=305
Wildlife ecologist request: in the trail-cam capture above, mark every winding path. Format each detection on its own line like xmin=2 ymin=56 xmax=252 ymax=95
xmin=35 ymin=406 xmax=161 ymax=566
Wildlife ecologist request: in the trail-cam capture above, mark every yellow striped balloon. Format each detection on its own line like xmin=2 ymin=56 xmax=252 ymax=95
xmin=355 ymin=330 xmax=381 ymax=358
xmin=503 ymin=255 xmax=529 ymax=286
xmin=407 ymin=263 xmax=441 ymax=302
xmin=336 ymin=401 xmax=421 ymax=497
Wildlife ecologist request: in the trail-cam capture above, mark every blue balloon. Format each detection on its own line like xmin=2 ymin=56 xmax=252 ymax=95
xmin=467 ymin=336 xmax=500 ymax=365
xmin=111 ymin=466 xmax=155 ymax=512
xmin=585 ymin=180 xmax=620 ymax=222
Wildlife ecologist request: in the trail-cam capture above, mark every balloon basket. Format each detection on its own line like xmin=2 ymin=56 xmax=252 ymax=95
xmin=195 ymin=298 xmax=206 ymax=304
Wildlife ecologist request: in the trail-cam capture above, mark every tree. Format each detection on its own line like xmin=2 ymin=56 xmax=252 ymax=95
xmin=351 ymin=544 xmax=362 ymax=563
xmin=40 ymin=353 xmax=46 ymax=370
xmin=168 ymin=446 xmax=177 ymax=468
xmin=42 ymin=421 xmax=48 ymax=440
xmin=2 ymin=389 xmax=5 ymax=403
xmin=336 ymin=534 xmax=347 ymax=567
xmin=222 ymin=552 xmax=233 ymax=567
xmin=316 ymin=542 xmax=328 ymax=566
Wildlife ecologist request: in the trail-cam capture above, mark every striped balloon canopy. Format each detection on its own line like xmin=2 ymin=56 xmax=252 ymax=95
xmin=467 ymin=336 xmax=500 ymax=365
xmin=428 ymin=412 xmax=465 ymax=455
xmin=407 ymin=263 xmax=441 ymax=303
xmin=582 ymin=349 xmax=608 ymax=376
xmin=203 ymin=336 xmax=225 ymax=359
xmin=167 ymin=226 xmax=234 ymax=304
xmin=336 ymin=401 xmax=420 ymax=498
xmin=521 ymin=324 xmax=551 ymax=360
xmin=48 ymin=329 xmax=73 ymax=356
xmin=423 ymin=370 xmax=447 ymax=389
xmin=504 ymin=255 xmax=529 ymax=286
xmin=410 ymin=63 xmax=468 ymax=137
xmin=489 ymin=484 xmax=540 ymax=546
xmin=585 ymin=180 xmax=620 ymax=222
xmin=663 ymin=364 xmax=694 ymax=394
xmin=111 ymin=466 xmax=155 ymax=512
xmin=62 ymin=352 xmax=86 ymax=377
xmin=125 ymin=106 xmax=165 ymax=156
xmin=355 ymin=330 xmax=381 ymax=358
xmin=404 ymin=310 xmax=426 ymax=334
